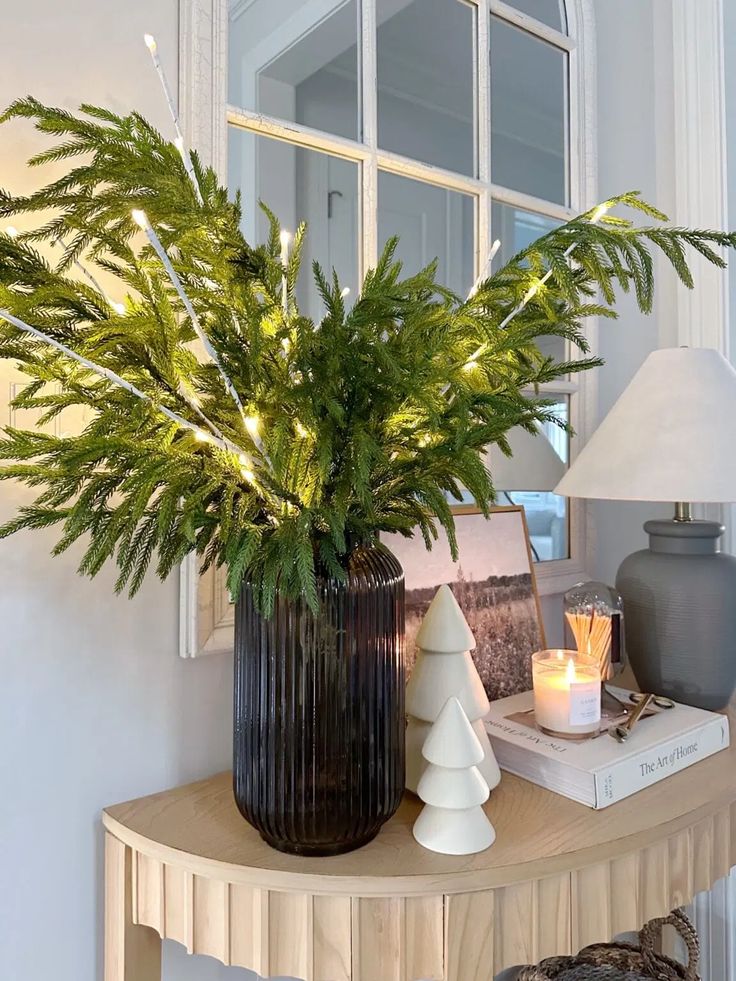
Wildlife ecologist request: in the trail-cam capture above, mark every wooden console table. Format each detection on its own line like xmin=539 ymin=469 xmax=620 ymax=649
xmin=103 ymin=725 xmax=736 ymax=981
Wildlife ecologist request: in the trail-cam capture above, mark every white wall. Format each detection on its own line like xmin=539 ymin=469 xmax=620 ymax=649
xmin=586 ymin=0 xmax=677 ymax=586
xmin=0 ymin=3 xmax=246 ymax=980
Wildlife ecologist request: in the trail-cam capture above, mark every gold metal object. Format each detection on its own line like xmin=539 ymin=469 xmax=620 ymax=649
xmin=628 ymin=691 xmax=675 ymax=710
xmin=610 ymin=693 xmax=654 ymax=743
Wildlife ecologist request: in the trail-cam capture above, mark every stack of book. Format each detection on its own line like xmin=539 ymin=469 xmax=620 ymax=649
xmin=484 ymin=687 xmax=730 ymax=809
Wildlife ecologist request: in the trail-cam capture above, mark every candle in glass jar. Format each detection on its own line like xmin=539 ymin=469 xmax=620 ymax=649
xmin=532 ymin=649 xmax=601 ymax=738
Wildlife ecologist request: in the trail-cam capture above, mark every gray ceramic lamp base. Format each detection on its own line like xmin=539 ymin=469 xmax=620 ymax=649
xmin=616 ymin=519 xmax=736 ymax=711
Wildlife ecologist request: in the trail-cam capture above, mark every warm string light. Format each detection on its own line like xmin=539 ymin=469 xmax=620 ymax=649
xmin=244 ymin=414 xmax=260 ymax=439
xmin=0 ymin=307 xmax=246 ymax=457
xmin=143 ymin=34 xmax=203 ymax=204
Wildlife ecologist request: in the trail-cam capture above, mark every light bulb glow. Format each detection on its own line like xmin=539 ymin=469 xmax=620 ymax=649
xmin=566 ymin=658 xmax=576 ymax=685
xmin=281 ymin=337 xmax=291 ymax=352
xmin=112 ymin=302 xmax=126 ymax=315
xmin=279 ymin=230 xmax=292 ymax=250
xmin=131 ymin=209 xmax=149 ymax=229
xmin=591 ymin=202 xmax=610 ymax=224
xmin=245 ymin=415 xmax=260 ymax=437
xmin=340 ymin=287 xmax=351 ymax=299
xmin=295 ymin=421 xmax=308 ymax=438
xmin=241 ymin=467 xmax=256 ymax=484
xmin=5 ymin=226 xmax=19 ymax=238
xmin=143 ymin=33 xmax=157 ymax=52
xmin=194 ymin=430 xmax=210 ymax=443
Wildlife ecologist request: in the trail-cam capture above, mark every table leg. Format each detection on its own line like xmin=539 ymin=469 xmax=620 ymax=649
xmin=105 ymin=832 xmax=162 ymax=981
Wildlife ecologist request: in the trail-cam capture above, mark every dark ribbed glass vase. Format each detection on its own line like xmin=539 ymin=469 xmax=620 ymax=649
xmin=233 ymin=542 xmax=405 ymax=856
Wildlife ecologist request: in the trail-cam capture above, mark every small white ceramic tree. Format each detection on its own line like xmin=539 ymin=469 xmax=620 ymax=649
xmin=413 ymin=696 xmax=496 ymax=855
xmin=406 ymin=584 xmax=501 ymax=794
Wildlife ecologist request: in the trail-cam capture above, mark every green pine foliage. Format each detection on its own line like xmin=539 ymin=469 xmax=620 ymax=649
xmin=0 ymin=99 xmax=734 ymax=613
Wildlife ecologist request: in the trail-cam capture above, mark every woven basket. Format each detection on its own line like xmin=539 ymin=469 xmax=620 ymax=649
xmin=516 ymin=910 xmax=699 ymax=981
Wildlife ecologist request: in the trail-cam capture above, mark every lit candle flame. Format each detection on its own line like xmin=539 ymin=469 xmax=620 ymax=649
xmin=566 ymin=658 xmax=576 ymax=685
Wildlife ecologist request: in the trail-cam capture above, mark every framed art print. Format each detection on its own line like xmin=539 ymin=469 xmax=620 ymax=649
xmin=383 ymin=505 xmax=545 ymax=701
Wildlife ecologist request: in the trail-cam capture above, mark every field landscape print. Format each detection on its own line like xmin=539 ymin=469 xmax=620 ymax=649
xmin=384 ymin=507 xmax=544 ymax=701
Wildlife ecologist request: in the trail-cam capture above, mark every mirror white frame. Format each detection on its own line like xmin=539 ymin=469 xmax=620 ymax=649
xmin=177 ymin=0 xmax=600 ymax=656
xmin=177 ymin=0 xmax=730 ymax=657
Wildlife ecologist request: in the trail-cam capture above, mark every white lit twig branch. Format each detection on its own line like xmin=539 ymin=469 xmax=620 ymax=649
xmin=462 ymin=203 xmax=612 ymax=370
xmin=53 ymin=234 xmax=126 ymax=315
xmin=143 ymin=34 xmax=203 ymax=205
xmin=7 ymin=229 xmax=227 ymax=446
xmin=467 ymin=239 xmax=501 ymax=299
xmin=131 ymin=209 xmax=249 ymax=416
xmin=0 ymin=308 xmax=244 ymax=456
xmin=8 ymin=225 xmax=126 ymax=316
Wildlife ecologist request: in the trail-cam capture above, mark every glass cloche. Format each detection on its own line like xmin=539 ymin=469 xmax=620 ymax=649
xmin=563 ymin=580 xmax=625 ymax=683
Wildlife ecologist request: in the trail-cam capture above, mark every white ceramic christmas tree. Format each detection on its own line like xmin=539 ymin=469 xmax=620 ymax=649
xmin=406 ymin=584 xmax=501 ymax=794
xmin=413 ymin=697 xmax=496 ymax=855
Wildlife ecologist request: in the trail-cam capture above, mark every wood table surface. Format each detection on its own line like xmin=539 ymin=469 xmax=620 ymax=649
xmin=103 ymin=712 xmax=736 ymax=981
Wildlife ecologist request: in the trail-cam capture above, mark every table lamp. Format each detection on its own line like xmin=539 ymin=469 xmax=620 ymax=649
xmin=486 ymin=427 xmax=566 ymax=562
xmin=555 ymin=347 xmax=736 ymax=710
xmin=487 ymin=425 xmax=566 ymax=493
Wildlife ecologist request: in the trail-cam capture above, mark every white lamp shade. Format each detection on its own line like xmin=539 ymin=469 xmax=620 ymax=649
xmin=486 ymin=426 xmax=566 ymax=492
xmin=555 ymin=348 xmax=736 ymax=503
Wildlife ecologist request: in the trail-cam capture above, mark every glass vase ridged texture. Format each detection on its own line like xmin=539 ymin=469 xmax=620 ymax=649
xmin=233 ymin=542 xmax=405 ymax=855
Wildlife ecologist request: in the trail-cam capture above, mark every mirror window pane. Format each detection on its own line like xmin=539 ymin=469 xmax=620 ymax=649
xmin=491 ymin=201 xmax=566 ymax=363
xmin=228 ymin=128 xmax=360 ymax=321
xmin=507 ymin=400 xmax=569 ymax=562
xmin=378 ymin=171 xmax=475 ymax=296
xmin=490 ymin=17 xmax=568 ymax=204
xmin=228 ymin=0 xmax=359 ymax=142
xmin=376 ymin=0 xmax=476 ymax=176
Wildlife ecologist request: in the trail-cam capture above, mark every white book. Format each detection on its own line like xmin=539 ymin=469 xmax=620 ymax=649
xmin=484 ymin=687 xmax=730 ymax=809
